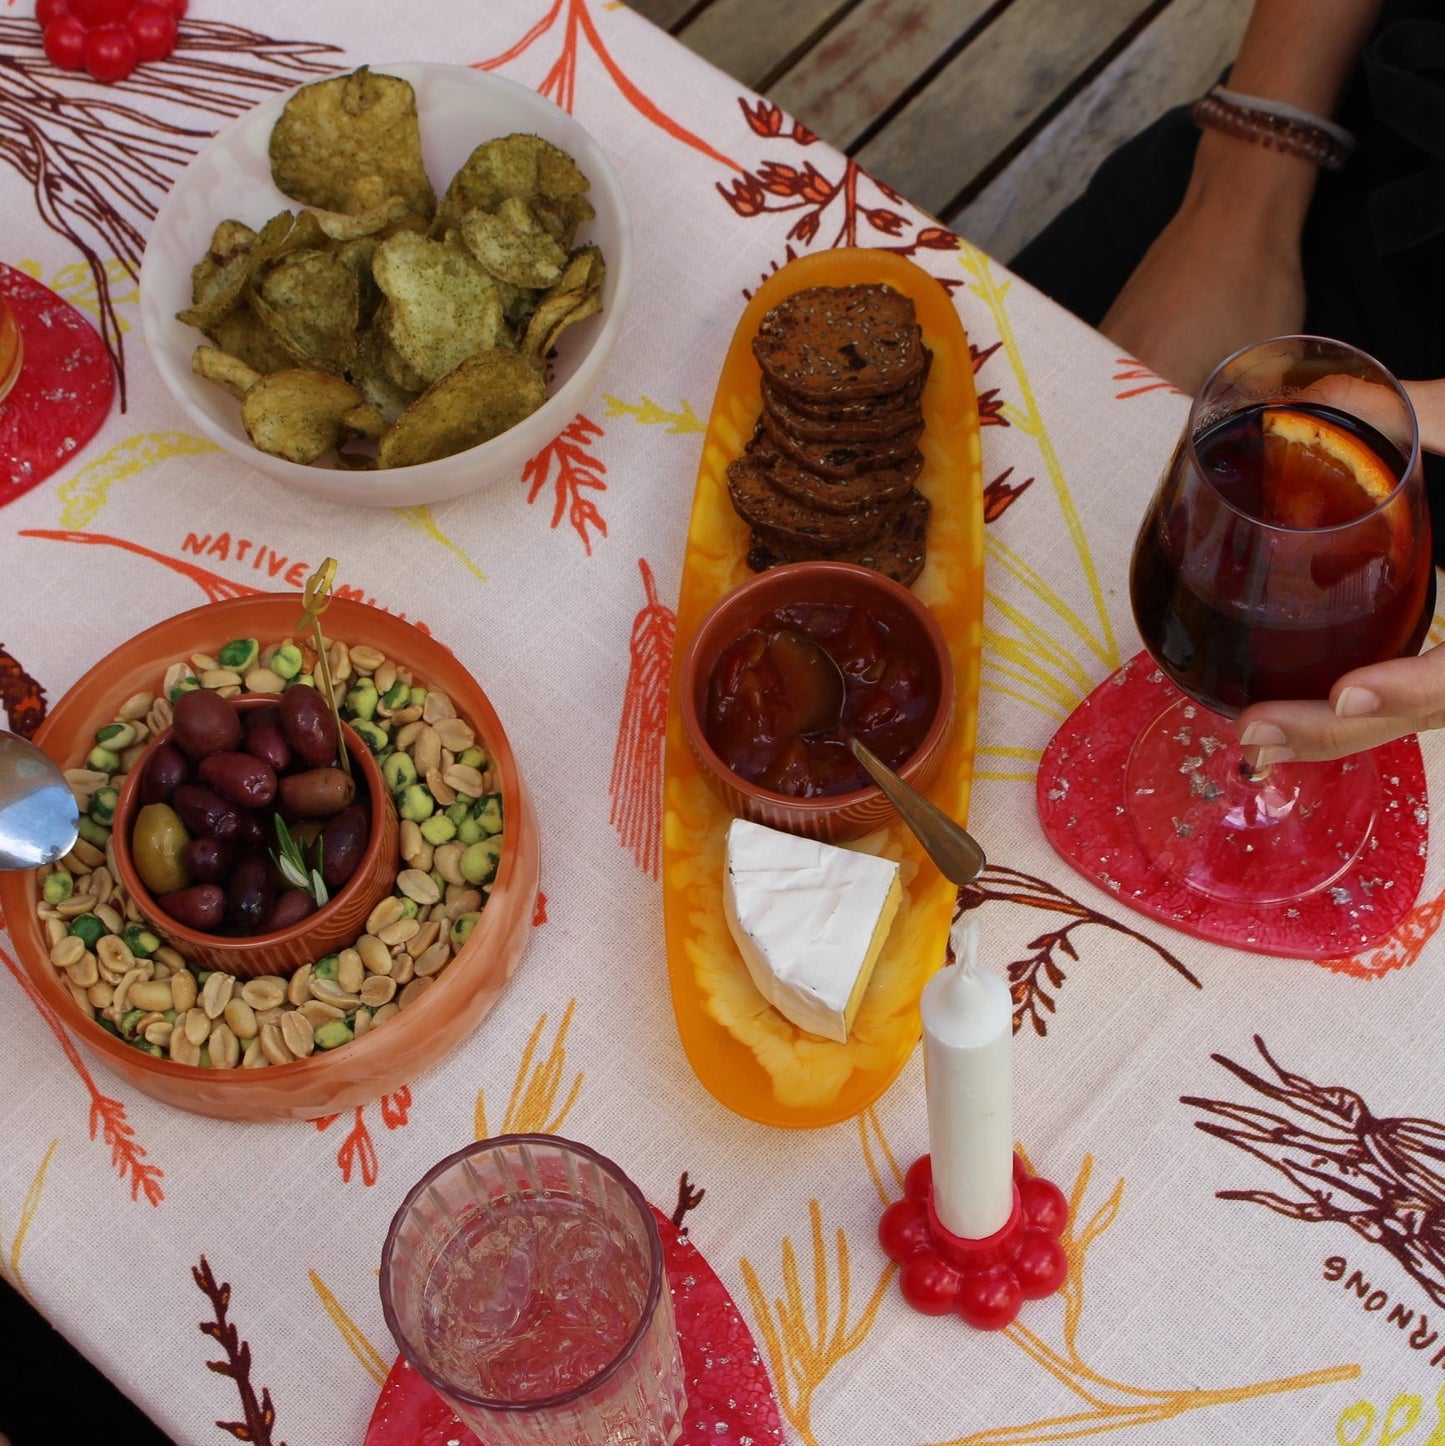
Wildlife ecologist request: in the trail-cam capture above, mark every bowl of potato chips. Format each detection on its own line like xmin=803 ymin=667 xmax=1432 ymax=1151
xmin=140 ymin=63 xmax=632 ymax=506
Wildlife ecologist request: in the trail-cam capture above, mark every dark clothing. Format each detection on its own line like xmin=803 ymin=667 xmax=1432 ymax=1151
xmin=1008 ymin=4 xmax=1445 ymax=559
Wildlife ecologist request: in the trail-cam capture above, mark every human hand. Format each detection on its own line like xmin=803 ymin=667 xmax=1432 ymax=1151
xmin=1237 ymin=644 xmax=1445 ymax=764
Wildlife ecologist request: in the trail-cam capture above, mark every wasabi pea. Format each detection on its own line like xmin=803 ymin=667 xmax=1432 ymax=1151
xmin=382 ymin=752 xmax=417 ymax=793
xmin=460 ymin=838 xmax=501 ymax=885
xmin=271 ymin=643 xmax=304 ymax=680
xmin=43 ymin=870 xmax=74 ymax=905
xmin=398 ymin=784 xmax=434 ymax=822
xmin=89 ymin=786 xmax=118 ymax=827
xmin=217 ymin=638 xmax=259 ymax=671
xmin=94 ymin=722 xmax=135 ymax=750
xmin=87 ymin=745 xmax=120 ymax=773
xmin=419 ymin=814 xmax=456 ymax=845
xmin=450 ymin=912 xmax=482 ymax=947
xmin=346 ymin=679 xmax=379 ymax=721
xmin=315 ymin=1019 xmax=354 ymax=1050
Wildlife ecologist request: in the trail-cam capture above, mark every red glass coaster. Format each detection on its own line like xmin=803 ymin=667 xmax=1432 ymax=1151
xmin=364 ymin=1204 xmax=784 ymax=1446
xmin=1037 ymin=652 xmax=1428 ymax=959
xmin=0 ymin=262 xmax=116 ymax=506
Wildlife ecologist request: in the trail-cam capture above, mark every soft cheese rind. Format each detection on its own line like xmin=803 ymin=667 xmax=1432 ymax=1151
xmin=722 ymin=817 xmax=903 ymax=1043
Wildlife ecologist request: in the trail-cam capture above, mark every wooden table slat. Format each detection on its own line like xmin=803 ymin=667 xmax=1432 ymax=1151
xmin=852 ymin=0 xmax=1160 ymax=220
xmin=949 ymin=0 xmax=1250 ymax=260
xmin=768 ymin=0 xmax=995 ymax=151
xmin=674 ymin=0 xmax=853 ymax=92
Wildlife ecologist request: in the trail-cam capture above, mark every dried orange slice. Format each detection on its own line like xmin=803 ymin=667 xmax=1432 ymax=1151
xmin=1260 ymin=406 xmax=1397 ymax=528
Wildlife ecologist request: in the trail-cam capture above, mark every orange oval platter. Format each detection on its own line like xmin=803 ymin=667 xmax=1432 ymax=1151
xmin=661 ymin=247 xmax=985 ymax=1128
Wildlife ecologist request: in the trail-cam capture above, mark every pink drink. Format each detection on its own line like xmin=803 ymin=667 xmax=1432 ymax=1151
xmin=422 ymin=1195 xmax=649 ymax=1402
xmin=381 ymin=1135 xmax=687 ymax=1446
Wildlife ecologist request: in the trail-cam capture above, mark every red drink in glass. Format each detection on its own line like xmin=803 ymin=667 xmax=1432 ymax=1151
xmin=1132 ymin=402 xmax=1434 ymax=716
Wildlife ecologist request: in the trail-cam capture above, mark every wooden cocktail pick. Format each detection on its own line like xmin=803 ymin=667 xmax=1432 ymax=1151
xmin=297 ymin=558 xmax=351 ymax=779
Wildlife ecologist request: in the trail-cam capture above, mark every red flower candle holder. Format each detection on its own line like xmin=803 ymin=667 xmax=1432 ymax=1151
xmin=878 ymin=1151 xmax=1069 ymax=1330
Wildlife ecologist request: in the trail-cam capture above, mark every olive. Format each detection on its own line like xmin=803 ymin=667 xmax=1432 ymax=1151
xmin=278 ymin=767 xmax=355 ymax=819
xmin=242 ymin=705 xmax=291 ymax=773
xmin=182 ymin=836 xmax=234 ymax=885
xmin=157 ymin=884 xmax=226 ymax=932
xmin=225 ymin=853 xmax=274 ymax=936
xmin=232 ymin=809 xmax=267 ymax=848
xmin=199 ymin=751 xmax=277 ymax=809
xmin=171 ymin=688 xmax=242 ymax=760
xmin=172 ymin=782 xmax=241 ymax=841
xmin=264 ymin=888 xmax=316 ymax=932
xmin=280 ymin=684 xmax=339 ymax=768
xmin=132 ymin=802 xmax=191 ymax=895
xmin=317 ymin=803 xmax=368 ymax=889
xmin=138 ymin=742 xmax=189 ymax=806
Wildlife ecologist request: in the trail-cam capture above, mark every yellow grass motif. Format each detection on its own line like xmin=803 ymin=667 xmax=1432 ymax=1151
xmin=603 ymin=393 xmax=706 ymax=434
xmin=19 ymin=258 xmax=135 ymax=330
xmin=0 ymin=1140 xmax=58 ymax=1302
xmin=739 ymin=1195 xmax=896 ymax=1446
xmin=308 ymin=1269 xmax=390 ymax=1387
xmin=56 ymin=433 xmax=220 ymax=528
xmin=392 ymin=505 xmax=488 ymax=585
xmin=955 ymin=242 xmax=1123 ymax=737
xmin=975 ymin=742 xmax=1044 ymax=785
xmin=475 ymin=998 xmax=583 ymax=1140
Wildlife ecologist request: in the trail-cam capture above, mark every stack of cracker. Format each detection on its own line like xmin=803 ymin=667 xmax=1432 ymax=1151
xmin=728 ymin=284 xmax=931 ymax=587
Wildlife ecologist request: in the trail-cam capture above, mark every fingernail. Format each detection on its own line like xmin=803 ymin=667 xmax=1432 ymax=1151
xmin=1239 ymin=723 xmax=1287 ymax=747
xmin=1335 ymin=687 xmax=1381 ymax=718
xmin=1252 ymin=745 xmax=1296 ymax=767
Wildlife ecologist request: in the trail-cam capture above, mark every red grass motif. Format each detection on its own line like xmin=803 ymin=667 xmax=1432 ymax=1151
xmin=476 ymin=0 xmax=739 ymax=170
xmin=522 ymin=414 xmax=608 ymax=553
xmin=609 ymin=558 xmax=675 ymax=878
xmin=0 ymin=924 xmax=165 ymax=1205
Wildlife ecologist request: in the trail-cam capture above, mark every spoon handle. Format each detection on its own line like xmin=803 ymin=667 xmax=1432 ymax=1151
xmin=849 ymin=737 xmax=986 ymax=886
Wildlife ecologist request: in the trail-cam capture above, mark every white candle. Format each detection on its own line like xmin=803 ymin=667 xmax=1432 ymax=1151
xmin=920 ymin=916 xmax=1014 ymax=1240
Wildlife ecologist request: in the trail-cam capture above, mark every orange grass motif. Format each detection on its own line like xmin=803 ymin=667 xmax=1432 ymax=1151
xmin=609 ymin=558 xmax=675 ymax=877
xmin=477 ymin=0 xmax=739 ymax=169
xmin=314 ymin=1088 xmax=412 ymax=1187
xmin=0 ymin=927 xmax=164 ymax=1204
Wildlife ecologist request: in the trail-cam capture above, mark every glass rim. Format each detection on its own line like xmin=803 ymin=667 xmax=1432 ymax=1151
xmin=379 ymin=1132 xmax=667 ymax=1416
xmin=1185 ymin=333 xmax=1422 ymax=536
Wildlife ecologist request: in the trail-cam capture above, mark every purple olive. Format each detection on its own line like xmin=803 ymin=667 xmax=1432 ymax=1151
xmin=199 ymin=751 xmax=277 ymax=809
xmin=182 ymin=836 xmax=234 ymax=885
xmin=225 ymin=853 xmax=274 ymax=936
xmin=172 ymin=783 xmax=241 ymax=841
xmin=278 ymin=767 xmax=355 ymax=819
xmin=232 ymin=808 xmax=267 ymax=848
xmin=264 ymin=888 xmax=316 ymax=932
xmin=157 ymin=884 xmax=226 ymax=932
xmin=139 ymin=742 xmax=190 ymax=806
xmin=280 ymin=684 xmax=339 ymax=768
xmin=242 ymin=705 xmax=291 ymax=773
xmin=317 ymin=803 xmax=368 ymax=890
xmin=171 ymin=688 xmax=242 ymax=760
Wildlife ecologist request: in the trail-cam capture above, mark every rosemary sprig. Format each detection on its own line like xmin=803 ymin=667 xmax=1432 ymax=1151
xmin=272 ymin=815 xmax=328 ymax=907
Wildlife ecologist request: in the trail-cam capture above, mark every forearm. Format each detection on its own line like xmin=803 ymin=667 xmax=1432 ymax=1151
xmin=1404 ymin=380 xmax=1445 ymax=456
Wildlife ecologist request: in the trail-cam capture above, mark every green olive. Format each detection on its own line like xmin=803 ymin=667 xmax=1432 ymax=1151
xmin=132 ymin=803 xmax=192 ymax=895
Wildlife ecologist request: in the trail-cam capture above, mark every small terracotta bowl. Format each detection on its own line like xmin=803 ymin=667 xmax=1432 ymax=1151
xmin=678 ymin=560 xmax=955 ymax=842
xmin=111 ymin=694 xmax=399 ymax=979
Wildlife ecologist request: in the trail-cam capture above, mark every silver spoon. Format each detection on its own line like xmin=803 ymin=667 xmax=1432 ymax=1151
xmin=769 ymin=631 xmax=987 ymax=886
xmin=0 ymin=731 xmax=79 ymax=870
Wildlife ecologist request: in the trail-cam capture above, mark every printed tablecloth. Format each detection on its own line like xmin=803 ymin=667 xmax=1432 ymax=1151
xmin=1 ymin=5 xmax=1442 ymax=1444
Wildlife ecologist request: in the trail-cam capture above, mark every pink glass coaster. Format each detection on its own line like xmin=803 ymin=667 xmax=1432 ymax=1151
xmin=364 ymin=1204 xmax=784 ymax=1446
xmin=1037 ymin=651 xmax=1428 ymax=959
xmin=0 ymin=262 xmax=116 ymax=506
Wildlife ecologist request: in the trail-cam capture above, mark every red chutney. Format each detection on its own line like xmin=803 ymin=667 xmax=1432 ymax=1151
xmin=704 ymin=602 xmax=938 ymax=797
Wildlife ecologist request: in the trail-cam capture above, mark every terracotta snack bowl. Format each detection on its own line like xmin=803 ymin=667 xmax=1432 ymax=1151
xmin=111 ymin=694 xmax=399 ymax=979
xmin=0 ymin=595 xmax=540 ymax=1122
xmin=678 ymin=560 xmax=954 ymax=842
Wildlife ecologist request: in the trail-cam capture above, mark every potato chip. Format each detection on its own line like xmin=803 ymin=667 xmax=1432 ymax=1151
xmin=241 ymin=369 xmax=371 ymax=464
xmin=376 ymin=350 xmax=547 ymax=469
xmin=192 ymin=346 xmax=261 ymax=399
xmin=306 ymin=196 xmax=413 ymax=242
xmin=436 ymin=134 xmax=593 ymax=242
xmin=521 ymin=244 xmax=605 ymax=366
xmin=371 ymin=232 xmax=509 ymax=388
xmin=458 ymin=197 xmax=567 ymax=290
xmin=269 ymin=68 xmax=435 ymax=226
xmin=250 ymin=248 xmax=359 ymax=374
xmin=204 ymin=308 xmax=297 ymax=376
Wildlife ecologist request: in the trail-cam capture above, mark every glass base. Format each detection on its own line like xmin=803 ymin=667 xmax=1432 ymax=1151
xmin=1125 ymin=695 xmax=1377 ymax=906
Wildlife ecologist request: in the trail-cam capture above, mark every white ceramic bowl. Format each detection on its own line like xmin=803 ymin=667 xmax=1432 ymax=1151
xmin=139 ymin=62 xmax=633 ymax=507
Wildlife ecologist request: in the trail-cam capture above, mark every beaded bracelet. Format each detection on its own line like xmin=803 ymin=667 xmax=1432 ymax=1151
xmin=1190 ymin=85 xmax=1355 ymax=171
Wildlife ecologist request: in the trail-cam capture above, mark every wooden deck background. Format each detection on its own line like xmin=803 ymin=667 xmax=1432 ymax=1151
xmin=626 ymin=0 xmax=1251 ymax=263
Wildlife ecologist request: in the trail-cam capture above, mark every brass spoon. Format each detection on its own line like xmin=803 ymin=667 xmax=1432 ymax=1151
xmin=769 ymin=630 xmax=987 ymax=886
xmin=0 ymin=730 xmax=79 ymax=871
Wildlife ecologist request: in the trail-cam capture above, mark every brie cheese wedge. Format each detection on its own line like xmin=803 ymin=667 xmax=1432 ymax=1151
xmin=722 ymin=817 xmax=903 ymax=1043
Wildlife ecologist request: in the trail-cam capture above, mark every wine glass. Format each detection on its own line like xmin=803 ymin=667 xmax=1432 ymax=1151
xmin=1127 ymin=336 xmax=1435 ymax=905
